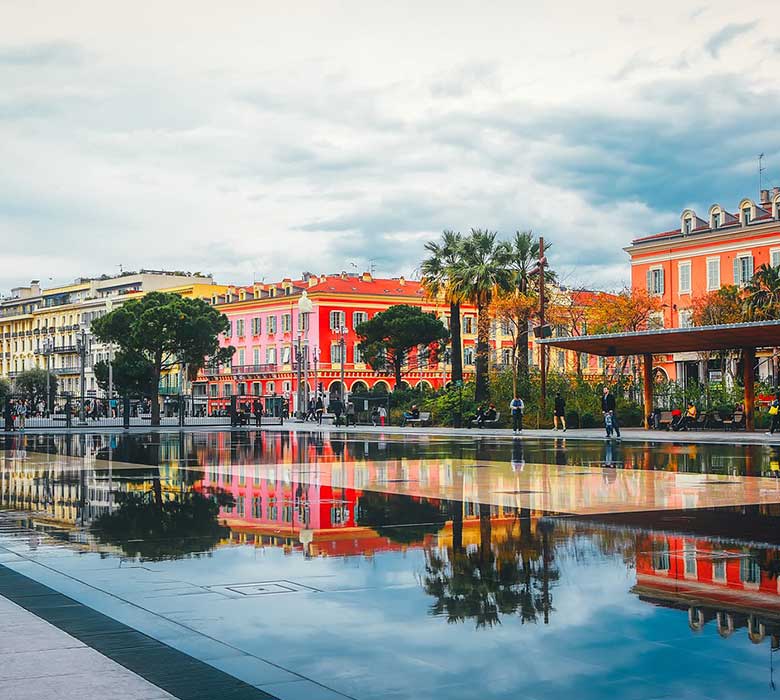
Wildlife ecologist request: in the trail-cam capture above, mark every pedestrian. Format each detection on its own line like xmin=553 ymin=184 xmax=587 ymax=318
xmin=370 ymin=406 xmax=380 ymax=426
xmin=346 ymin=400 xmax=356 ymax=427
xmin=601 ymin=386 xmax=620 ymax=439
xmin=306 ymin=398 xmax=316 ymax=422
xmin=378 ymin=405 xmax=387 ymax=426
xmin=16 ymin=400 xmax=27 ymax=431
xmin=253 ymin=398 xmax=262 ymax=427
xmin=510 ymin=395 xmax=524 ymax=433
xmin=553 ymin=392 xmax=566 ymax=432
xmin=768 ymin=392 xmax=780 ymax=435
xmin=315 ymin=395 xmax=324 ymax=425
xmin=331 ymin=395 xmax=343 ymax=426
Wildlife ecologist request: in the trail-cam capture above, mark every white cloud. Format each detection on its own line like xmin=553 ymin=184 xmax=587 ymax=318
xmin=1 ymin=0 xmax=779 ymax=291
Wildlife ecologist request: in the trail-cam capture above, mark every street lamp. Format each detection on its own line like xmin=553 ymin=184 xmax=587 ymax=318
xmin=76 ymin=329 xmax=90 ymax=424
xmin=339 ymin=325 xmax=347 ymax=406
xmin=42 ymin=337 xmax=54 ymax=415
xmin=297 ymin=292 xmax=314 ymax=420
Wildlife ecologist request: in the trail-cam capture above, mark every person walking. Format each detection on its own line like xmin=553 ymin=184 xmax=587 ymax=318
xmin=553 ymin=392 xmax=566 ymax=432
xmin=378 ymin=405 xmax=387 ymax=427
xmin=253 ymin=398 xmax=262 ymax=427
xmin=510 ymin=395 xmax=524 ymax=433
xmin=315 ymin=395 xmax=324 ymax=425
xmin=601 ymin=386 xmax=620 ymax=439
xmin=768 ymin=392 xmax=780 ymax=435
xmin=16 ymin=400 xmax=27 ymax=431
xmin=331 ymin=395 xmax=343 ymax=426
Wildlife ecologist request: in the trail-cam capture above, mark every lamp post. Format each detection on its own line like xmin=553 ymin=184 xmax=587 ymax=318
xmin=339 ymin=326 xmax=347 ymax=405
xmin=297 ymin=292 xmax=314 ymax=420
xmin=76 ymin=329 xmax=89 ymax=424
xmin=42 ymin=337 xmax=54 ymax=415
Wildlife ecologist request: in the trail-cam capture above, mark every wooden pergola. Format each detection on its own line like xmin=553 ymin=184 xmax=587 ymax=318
xmin=538 ymin=320 xmax=780 ymax=431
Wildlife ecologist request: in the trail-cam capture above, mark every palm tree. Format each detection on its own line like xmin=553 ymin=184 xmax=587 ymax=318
xmin=506 ymin=231 xmax=554 ymax=384
xmin=451 ymin=229 xmax=511 ymax=402
xmin=420 ymin=230 xmax=464 ymax=384
xmin=744 ymin=264 xmax=780 ymax=320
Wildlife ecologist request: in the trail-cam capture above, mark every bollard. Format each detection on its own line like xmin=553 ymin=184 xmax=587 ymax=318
xmin=123 ymin=396 xmax=130 ymax=429
xmin=65 ymin=396 xmax=72 ymax=429
xmin=178 ymin=396 xmax=185 ymax=427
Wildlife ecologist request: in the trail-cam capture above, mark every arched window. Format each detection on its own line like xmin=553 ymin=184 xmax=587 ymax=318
xmin=739 ymin=199 xmax=755 ymax=226
xmin=709 ymin=205 xmax=722 ymax=229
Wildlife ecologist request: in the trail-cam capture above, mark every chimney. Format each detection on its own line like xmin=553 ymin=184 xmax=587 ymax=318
xmin=773 ymin=186 xmax=780 ymax=199
xmin=30 ymin=280 xmax=41 ymax=296
xmin=308 ymin=276 xmax=318 ymax=288
xmin=761 ymin=189 xmax=771 ymax=205
xmin=398 ymin=276 xmax=406 ymax=286
xmin=361 ymin=271 xmax=372 ymax=282
xmin=340 ymin=271 xmax=348 ymax=280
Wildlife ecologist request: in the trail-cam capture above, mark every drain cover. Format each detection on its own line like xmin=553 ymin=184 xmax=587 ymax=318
xmin=210 ymin=580 xmax=320 ymax=596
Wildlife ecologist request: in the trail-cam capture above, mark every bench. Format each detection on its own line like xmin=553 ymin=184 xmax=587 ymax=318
xmin=404 ymin=411 xmax=431 ymax=427
xmin=471 ymin=411 xmax=501 ymax=428
xmin=655 ymin=411 xmax=673 ymax=429
xmin=722 ymin=411 xmax=745 ymax=431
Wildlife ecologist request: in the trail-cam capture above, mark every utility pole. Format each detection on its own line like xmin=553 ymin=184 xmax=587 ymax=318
xmin=78 ymin=329 xmax=88 ymax=424
xmin=340 ymin=327 xmax=346 ymax=404
xmin=538 ymin=237 xmax=547 ymax=413
xmin=296 ymin=331 xmax=303 ymax=420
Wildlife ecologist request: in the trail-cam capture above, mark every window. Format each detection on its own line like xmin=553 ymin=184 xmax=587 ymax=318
xmin=281 ymin=313 xmax=292 ymax=332
xmin=331 ymin=342 xmax=344 ymax=363
xmin=297 ymin=312 xmax=309 ymax=331
xmin=648 ymin=312 xmax=664 ymax=330
xmin=463 ymin=316 xmax=475 ymax=334
xmin=683 ymin=217 xmax=692 ymax=235
xmin=354 ymin=342 xmax=363 ymax=364
xmin=651 ymin=541 xmax=670 ymax=572
xmin=463 ymin=346 xmax=474 ymax=365
xmin=237 ymin=382 xmax=247 ymax=395
xmin=500 ymin=348 xmax=512 ymax=365
xmin=209 ymin=384 xmax=218 ymax=397
xmin=252 ymin=497 xmax=262 ymax=519
xmin=556 ymin=350 xmax=565 ymax=369
xmin=712 ymin=554 xmax=726 ymax=583
xmin=678 ymin=309 xmax=693 ymax=328
xmin=771 ymin=249 xmax=780 ymax=269
xmin=253 ymin=348 xmax=260 ymax=365
xmin=740 ymin=556 xmax=761 ymax=585
xmin=646 ymin=267 xmax=664 ymax=295
xmin=742 ymin=206 xmax=752 ymax=225
xmin=353 ymin=311 xmax=368 ymax=328
xmin=267 ymin=498 xmax=278 ymax=520
xmin=226 ymin=320 xmax=233 ymax=338
xmin=678 ymin=261 xmax=691 ymax=294
xmin=712 ymin=211 xmax=721 ymax=229
xmin=417 ymin=345 xmax=428 ymax=368
xmin=733 ymin=254 xmax=754 ymax=286
xmin=267 ymin=381 xmax=275 ymax=394
xmin=252 ymin=382 xmax=261 ymax=395
xmin=706 ymin=257 xmax=721 ymax=291
xmin=223 ymin=383 xmax=233 ymax=397
xmin=266 ymin=347 xmax=276 ymax=364
xmin=281 ymin=346 xmax=291 ymax=364
xmin=251 ymin=317 xmax=261 ymax=335
xmin=330 ymin=310 xmax=346 ymax=331
xmin=683 ymin=541 xmax=697 ymax=578
xmin=267 ymin=316 xmax=277 ymax=334
xmin=236 ymin=319 xmax=245 ymax=337
xmin=237 ymin=349 xmax=245 ymax=366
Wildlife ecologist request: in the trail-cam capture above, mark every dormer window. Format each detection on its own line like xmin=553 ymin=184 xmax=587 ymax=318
xmin=712 ymin=212 xmax=721 ymax=229
xmin=683 ymin=217 xmax=692 ymax=235
xmin=742 ymin=206 xmax=751 ymax=225
xmin=774 ymin=197 xmax=780 ymax=220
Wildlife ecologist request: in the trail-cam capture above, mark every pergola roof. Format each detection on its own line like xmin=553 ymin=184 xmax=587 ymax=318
xmin=538 ymin=320 xmax=780 ymax=357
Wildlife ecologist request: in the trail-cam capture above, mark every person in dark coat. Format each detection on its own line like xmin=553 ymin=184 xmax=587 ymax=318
xmin=330 ymin=396 xmax=343 ymax=426
xmin=601 ymin=386 xmax=620 ymax=438
xmin=553 ymin=392 xmax=566 ymax=432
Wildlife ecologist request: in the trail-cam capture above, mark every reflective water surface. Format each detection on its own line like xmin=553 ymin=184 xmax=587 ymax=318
xmin=3 ymin=430 xmax=780 ymax=699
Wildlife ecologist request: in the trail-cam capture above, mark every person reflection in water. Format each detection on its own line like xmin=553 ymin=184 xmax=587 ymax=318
xmin=511 ymin=439 xmax=525 ymax=472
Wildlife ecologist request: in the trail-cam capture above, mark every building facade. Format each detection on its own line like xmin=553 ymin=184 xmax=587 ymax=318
xmin=0 ymin=271 xmax=225 ymax=397
xmin=627 ymin=189 xmax=780 ymax=383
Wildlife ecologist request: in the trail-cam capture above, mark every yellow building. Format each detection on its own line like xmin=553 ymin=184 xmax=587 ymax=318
xmin=0 ymin=271 xmax=228 ymax=397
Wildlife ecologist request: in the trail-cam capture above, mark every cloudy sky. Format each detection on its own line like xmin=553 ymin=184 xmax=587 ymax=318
xmin=2 ymin=0 xmax=780 ymax=293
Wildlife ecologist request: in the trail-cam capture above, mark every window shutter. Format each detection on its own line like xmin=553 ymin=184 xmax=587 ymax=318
xmin=733 ymin=257 xmax=739 ymax=284
xmin=772 ymin=251 xmax=780 ymax=268
xmin=748 ymin=255 xmax=754 ymax=279
xmin=658 ymin=268 xmax=664 ymax=295
xmin=646 ymin=269 xmax=652 ymax=292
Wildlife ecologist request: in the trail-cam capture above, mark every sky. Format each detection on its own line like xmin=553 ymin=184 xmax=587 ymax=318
xmin=2 ymin=0 xmax=780 ymax=293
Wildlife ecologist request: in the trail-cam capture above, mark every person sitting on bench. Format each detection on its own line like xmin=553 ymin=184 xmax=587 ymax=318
xmin=674 ymin=402 xmax=697 ymax=431
xmin=402 ymin=405 xmax=420 ymax=425
xmin=477 ymin=403 xmax=497 ymax=428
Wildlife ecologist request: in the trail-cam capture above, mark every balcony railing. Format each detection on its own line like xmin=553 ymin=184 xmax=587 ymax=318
xmin=34 ymin=345 xmax=79 ymax=355
xmin=231 ymin=364 xmax=277 ymax=375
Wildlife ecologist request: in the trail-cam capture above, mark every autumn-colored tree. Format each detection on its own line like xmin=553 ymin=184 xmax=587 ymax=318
xmin=744 ymin=264 xmax=780 ymax=321
xmin=547 ymin=289 xmax=596 ymax=377
xmin=491 ymin=291 xmax=538 ymax=395
xmin=690 ymin=285 xmax=745 ymax=326
xmin=586 ymin=288 xmax=662 ymax=334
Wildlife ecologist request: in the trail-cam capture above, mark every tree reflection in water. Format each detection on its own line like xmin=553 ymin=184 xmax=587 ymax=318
xmin=422 ymin=506 xmax=559 ymax=629
xmin=92 ymin=484 xmax=234 ymax=561
xmin=357 ymin=491 xmax=447 ymax=544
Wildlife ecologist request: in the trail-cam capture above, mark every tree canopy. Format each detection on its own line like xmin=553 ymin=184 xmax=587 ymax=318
xmin=13 ymin=368 xmax=57 ymax=404
xmin=93 ymin=351 xmax=156 ymax=397
xmin=691 ymin=285 xmax=745 ymax=326
xmin=91 ymin=292 xmax=233 ymax=424
xmin=586 ymin=288 xmax=662 ymax=333
xmin=355 ymin=304 xmax=449 ymax=388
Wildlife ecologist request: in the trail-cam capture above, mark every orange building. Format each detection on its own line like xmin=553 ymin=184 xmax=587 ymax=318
xmin=626 ymin=189 xmax=780 ymax=382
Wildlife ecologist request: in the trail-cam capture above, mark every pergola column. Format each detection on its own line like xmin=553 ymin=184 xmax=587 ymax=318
xmin=744 ymin=347 xmax=756 ymax=432
xmin=643 ymin=353 xmax=653 ymax=429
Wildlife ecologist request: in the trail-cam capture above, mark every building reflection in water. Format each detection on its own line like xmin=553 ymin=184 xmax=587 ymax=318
xmin=3 ymin=430 xmax=780 ymax=646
